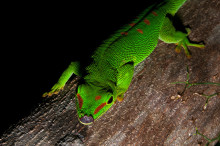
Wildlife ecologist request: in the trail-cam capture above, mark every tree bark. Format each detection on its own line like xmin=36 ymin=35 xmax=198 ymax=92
xmin=1 ymin=0 xmax=220 ymax=145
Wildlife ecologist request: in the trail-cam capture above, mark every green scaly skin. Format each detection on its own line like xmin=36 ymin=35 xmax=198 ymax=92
xmin=43 ymin=0 xmax=204 ymax=125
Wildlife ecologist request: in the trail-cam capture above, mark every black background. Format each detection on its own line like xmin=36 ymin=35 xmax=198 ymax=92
xmin=1 ymin=1 xmax=151 ymax=135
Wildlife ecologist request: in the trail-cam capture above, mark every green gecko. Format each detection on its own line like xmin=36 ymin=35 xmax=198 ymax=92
xmin=43 ymin=0 xmax=204 ymax=125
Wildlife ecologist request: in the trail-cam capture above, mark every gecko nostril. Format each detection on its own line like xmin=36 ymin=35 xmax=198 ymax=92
xmin=80 ymin=115 xmax=94 ymax=124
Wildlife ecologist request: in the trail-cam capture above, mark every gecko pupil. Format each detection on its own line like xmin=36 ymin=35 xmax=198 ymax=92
xmin=107 ymin=96 xmax=113 ymax=104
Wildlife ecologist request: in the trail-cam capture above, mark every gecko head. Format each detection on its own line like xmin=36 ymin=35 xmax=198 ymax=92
xmin=75 ymin=83 xmax=116 ymax=125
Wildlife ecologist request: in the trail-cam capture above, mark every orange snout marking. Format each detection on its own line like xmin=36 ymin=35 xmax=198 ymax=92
xmin=94 ymin=102 xmax=107 ymax=115
xmin=95 ymin=95 xmax=101 ymax=101
xmin=77 ymin=93 xmax=83 ymax=109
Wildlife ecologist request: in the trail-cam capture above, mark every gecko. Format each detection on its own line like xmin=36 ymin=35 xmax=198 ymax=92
xmin=43 ymin=0 xmax=204 ymax=125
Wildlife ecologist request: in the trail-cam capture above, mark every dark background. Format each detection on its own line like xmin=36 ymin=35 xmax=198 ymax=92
xmin=1 ymin=1 xmax=152 ymax=135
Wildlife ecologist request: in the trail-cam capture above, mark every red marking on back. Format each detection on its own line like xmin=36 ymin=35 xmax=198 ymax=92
xmin=94 ymin=102 xmax=107 ymax=115
xmin=95 ymin=95 xmax=101 ymax=101
xmin=137 ymin=29 xmax=143 ymax=34
xmin=152 ymin=11 xmax=158 ymax=16
xmin=77 ymin=93 xmax=83 ymax=109
xmin=129 ymin=23 xmax=135 ymax=27
xmin=121 ymin=32 xmax=128 ymax=35
xmin=144 ymin=18 xmax=150 ymax=25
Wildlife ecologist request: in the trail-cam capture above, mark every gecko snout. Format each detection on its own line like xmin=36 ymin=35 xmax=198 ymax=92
xmin=79 ymin=115 xmax=94 ymax=125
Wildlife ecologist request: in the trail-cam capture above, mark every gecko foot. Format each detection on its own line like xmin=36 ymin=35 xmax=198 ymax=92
xmin=42 ymin=83 xmax=64 ymax=97
xmin=117 ymin=94 xmax=124 ymax=102
xmin=175 ymin=37 xmax=205 ymax=59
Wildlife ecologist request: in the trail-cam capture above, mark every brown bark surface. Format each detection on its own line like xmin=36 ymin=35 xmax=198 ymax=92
xmin=1 ymin=0 xmax=220 ymax=145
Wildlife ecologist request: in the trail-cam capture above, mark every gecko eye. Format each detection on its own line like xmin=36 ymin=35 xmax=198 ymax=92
xmin=107 ymin=96 xmax=113 ymax=104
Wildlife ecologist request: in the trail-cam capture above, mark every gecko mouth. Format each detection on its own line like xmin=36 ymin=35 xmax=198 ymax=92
xmin=79 ymin=115 xmax=94 ymax=125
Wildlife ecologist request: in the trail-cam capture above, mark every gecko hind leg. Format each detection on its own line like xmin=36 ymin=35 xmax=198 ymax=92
xmin=159 ymin=17 xmax=205 ymax=58
xmin=175 ymin=28 xmax=205 ymax=58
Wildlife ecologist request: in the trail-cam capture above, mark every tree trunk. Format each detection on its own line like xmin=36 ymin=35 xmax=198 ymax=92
xmin=1 ymin=0 xmax=220 ymax=145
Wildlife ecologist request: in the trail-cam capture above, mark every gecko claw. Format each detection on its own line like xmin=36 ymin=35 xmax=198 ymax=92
xmin=175 ymin=43 xmax=181 ymax=53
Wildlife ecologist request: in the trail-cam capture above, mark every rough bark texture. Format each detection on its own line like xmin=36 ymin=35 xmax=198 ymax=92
xmin=1 ymin=0 xmax=220 ymax=145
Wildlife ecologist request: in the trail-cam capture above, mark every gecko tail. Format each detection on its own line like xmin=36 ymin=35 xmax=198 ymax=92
xmin=165 ymin=0 xmax=187 ymax=16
